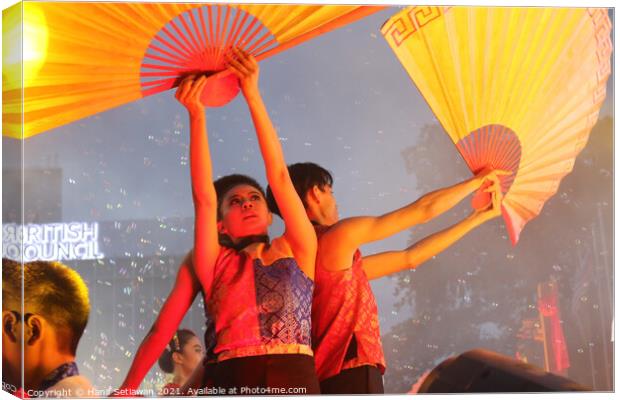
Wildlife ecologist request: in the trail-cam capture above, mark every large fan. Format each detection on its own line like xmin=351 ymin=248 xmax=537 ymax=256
xmin=382 ymin=7 xmax=612 ymax=245
xmin=2 ymin=2 xmax=383 ymax=138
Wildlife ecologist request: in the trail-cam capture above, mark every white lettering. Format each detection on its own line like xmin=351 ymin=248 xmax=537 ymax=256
xmin=2 ymin=222 xmax=104 ymax=261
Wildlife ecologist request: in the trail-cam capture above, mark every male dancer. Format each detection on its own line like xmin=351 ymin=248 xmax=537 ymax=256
xmin=266 ymin=162 xmax=507 ymax=393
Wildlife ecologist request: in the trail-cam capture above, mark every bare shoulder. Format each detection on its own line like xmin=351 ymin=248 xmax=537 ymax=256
xmin=320 ymin=217 xmax=360 ymax=246
xmin=317 ymin=222 xmax=359 ymax=271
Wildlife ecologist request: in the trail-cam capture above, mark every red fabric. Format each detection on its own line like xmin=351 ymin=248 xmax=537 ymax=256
xmin=538 ymin=288 xmax=570 ymax=373
xmin=311 ymin=226 xmax=385 ymax=381
xmin=207 ymin=237 xmax=313 ymax=360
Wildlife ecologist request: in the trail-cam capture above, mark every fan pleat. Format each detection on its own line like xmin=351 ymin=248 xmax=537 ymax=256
xmin=382 ymin=6 xmax=612 ymax=245
xmin=5 ymin=3 xmax=381 ymax=138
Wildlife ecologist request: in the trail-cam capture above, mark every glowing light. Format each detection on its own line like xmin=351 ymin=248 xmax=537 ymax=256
xmin=2 ymin=3 xmax=49 ymax=89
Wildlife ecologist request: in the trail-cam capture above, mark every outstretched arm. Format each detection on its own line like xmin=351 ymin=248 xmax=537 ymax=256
xmin=117 ymin=254 xmax=200 ymax=394
xmin=361 ymin=181 xmax=504 ymax=280
xmin=227 ymin=48 xmax=317 ymax=279
xmin=176 ymin=75 xmax=221 ymax=296
xmin=320 ymin=169 xmax=510 ymax=271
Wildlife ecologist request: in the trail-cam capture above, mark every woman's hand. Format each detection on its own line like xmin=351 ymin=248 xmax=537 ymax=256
xmin=175 ymin=75 xmax=208 ymax=116
xmin=225 ymin=47 xmax=260 ymax=98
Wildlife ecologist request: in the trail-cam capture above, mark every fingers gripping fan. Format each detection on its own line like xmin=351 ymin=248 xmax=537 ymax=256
xmin=2 ymin=2 xmax=382 ymax=138
xmin=382 ymin=7 xmax=612 ymax=245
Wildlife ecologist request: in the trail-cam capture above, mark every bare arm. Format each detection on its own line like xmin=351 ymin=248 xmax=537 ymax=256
xmin=117 ymin=254 xmax=200 ymax=393
xmin=227 ymin=49 xmax=317 ymax=279
xmin=361 ymin=181 xmax=504 ymax=280
xmin=176 ymin=75 xmax=221 ymax=296
xmin=320 ymin=169 xmax=509 ymax=271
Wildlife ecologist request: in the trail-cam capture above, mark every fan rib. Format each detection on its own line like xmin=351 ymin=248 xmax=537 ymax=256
xmin=213 ymin=5 xmax=230 ymax=67
xmin=207 ymin=5 xmax=216 ymax=58
xmin=179 ymin=11 xmax=202 ymax=59
xmin=158 ymin=26 xmax=193 ymax=61
xmin=488 ymin=125 xmax=502 ymax=171
xmin=237 ymin=15 xmax=260 ymax=48
xmin=231 ymin=8 xmax=249 ymax=47
xmin=254 ymin=38 xmax=278 ymax=56
xmin=140 ymin=71 xmax=182 ymax=77
xmin=167 ymin=20 xmax=197 ymax=60
xmin=144 ymin=46 xmax=187 ymax=68
xmin=141 ymin=80 xmax=177 ymax=96
xmin=188 ymin=9 xmax=206 ymax=51
xmin=140 ymin=78 xmax=177 ymax=89
xmin=140 ymin=64 xmax=186 ymax=72
xmin=246 ymin=31 xmax=272 ymax=55
xmin=198 ymin=6 xmax=213 ymax=64
xmin=226 ymin=8 xmax=244 ymax=51
xmin=147 ymin=43 xmax=189 ymax=68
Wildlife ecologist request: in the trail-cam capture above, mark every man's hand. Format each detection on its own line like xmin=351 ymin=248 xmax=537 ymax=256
xmin=475 ymin=167 xmax=512 ymax=188
xmin=473 ymin=176 xmax=504 ymax=222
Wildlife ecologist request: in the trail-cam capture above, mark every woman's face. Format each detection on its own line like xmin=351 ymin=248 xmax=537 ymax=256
xmin=218 ymin=184 xmax=272 ymax=241
xmin=178 ymin=335 xmax=204 ymax=375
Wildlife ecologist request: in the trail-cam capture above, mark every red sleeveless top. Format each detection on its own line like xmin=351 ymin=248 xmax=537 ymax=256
xmin=311 ymin=226 xmax=386 ymax=381
xmin=206 ymin=237 xmax=314 ymax=362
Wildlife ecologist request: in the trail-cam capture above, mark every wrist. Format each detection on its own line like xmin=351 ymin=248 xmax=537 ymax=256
xmin=242 ymin=85 xmax=261 ymax=101
xmin=188 ymin=108 xmax=206 ymax=120
xmin=469 ymin=175 xmax=483 ymax=190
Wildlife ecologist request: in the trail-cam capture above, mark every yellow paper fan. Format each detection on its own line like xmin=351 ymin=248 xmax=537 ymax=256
xmin=382 ymin=6 xmax=612 ymax=245
xmin=2 ymin=2 xmax=383 ymax=138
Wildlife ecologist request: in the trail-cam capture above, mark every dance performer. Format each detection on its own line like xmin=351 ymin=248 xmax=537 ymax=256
xmin=157 ymin=329 xmax=204 ymax=396
xmin=189 ymin=48 xmax=318 ymax=393
xmin=118 ymin=49 xmax=319 ymax=395
xmin=266 ymin=162 xmax=507 ymax=393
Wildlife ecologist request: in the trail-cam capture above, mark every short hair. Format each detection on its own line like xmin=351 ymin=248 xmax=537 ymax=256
xmin=213 ymin=174 xmax=266 ymax=220
xmin=266 ymin=162 xmax=333 ymax=218
xmin=2 ymin=258 xmax=90 ymax=355
xmin=157 ymin=329 xmax=198 ymax=373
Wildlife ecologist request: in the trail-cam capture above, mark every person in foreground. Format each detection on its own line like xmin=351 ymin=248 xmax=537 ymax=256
xmin=118 ymin=49 xmax=319 ymax=395
xmin=2 ymin=258 xmax=96 ymax=398
xmin=267 ymin=162 xmax=507 ymax=393
xmin=186 ymin=47 xmax=319 ymax=393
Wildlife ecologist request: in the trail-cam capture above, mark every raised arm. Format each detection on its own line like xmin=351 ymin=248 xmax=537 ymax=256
xmin=116 ymin=254 xmax=201 ymax=394
xmin=227 ymin=48 xmax=317 ymax=279
xmin=175 ymin=75 xmax=221 ymax=295
xmin=320 ymin=169 xmax=510 ymax=271
xmin=361 ymin=180 xmax=504 ymax=280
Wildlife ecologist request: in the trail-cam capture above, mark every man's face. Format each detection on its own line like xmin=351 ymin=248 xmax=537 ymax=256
xmin=319 ymin=185 xmax=339 ymax=225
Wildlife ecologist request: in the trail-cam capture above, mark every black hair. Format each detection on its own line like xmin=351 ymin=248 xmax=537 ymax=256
xmin=157 ymin=329 xmax=198 ymax=374
xmin=213 ymin=174 xmax=266 ymax=220
xmin=266 ymin=162 xmax=333 ymax=218
xmin=2 ymin=258 xmax=90 ymax=355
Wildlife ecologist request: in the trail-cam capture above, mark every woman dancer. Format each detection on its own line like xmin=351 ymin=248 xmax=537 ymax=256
xmin=117 ymin=49 xmax=318 ymax=394
xmin=186 ymin=48 xmax=318 ymax=393
xmin=157 ymin=329 xmax=204 ymax=396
